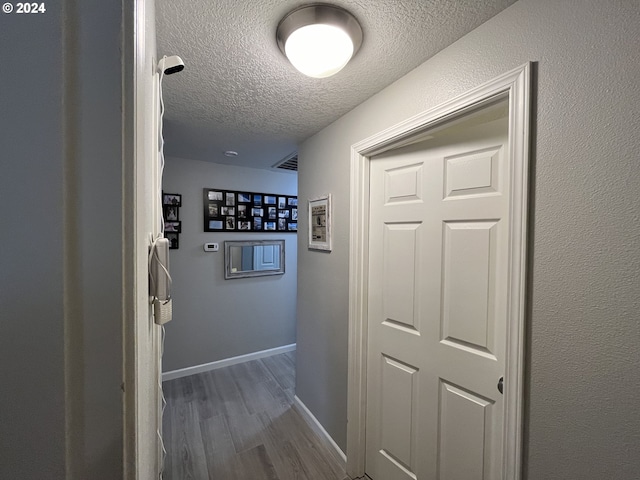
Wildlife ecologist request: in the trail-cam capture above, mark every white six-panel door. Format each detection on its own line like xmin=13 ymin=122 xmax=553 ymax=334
xmin=365 ymin=112 xmax=509 ymax=480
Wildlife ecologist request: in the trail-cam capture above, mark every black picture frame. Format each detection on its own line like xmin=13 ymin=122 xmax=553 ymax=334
xmin=165 ymin=232 xmax=179 ymax=249
xmin=163 ymin=193 xmax=182 ymax=206
xmin=165 ymin=221 xmax=181 ymax=233
xmin=163 ymin=205 xmax=179 ymax=221
xmin=162 ymin=192 xmax=182 ymax=249
xmin=203 ymin=188 xmax=298 ymax=233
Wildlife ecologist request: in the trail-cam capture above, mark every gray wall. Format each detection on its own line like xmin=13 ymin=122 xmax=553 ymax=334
xmin=1 ymin=7 xmax=66 ymax=478
xmin=0 ymin=2 xmax=141 ymax=478
xmin=162 ymin=157 xmax=297 ymax=372
xmin=296 ymin=1 xmax=640 ymax=478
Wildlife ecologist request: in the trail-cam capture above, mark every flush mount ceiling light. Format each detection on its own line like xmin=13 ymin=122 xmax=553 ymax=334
xmin=276 ymin=4 xmax=363 ymax=78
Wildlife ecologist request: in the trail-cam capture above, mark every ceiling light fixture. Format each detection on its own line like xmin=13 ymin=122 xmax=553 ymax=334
xmin=276 ymin=4 xmax=363 ymax=78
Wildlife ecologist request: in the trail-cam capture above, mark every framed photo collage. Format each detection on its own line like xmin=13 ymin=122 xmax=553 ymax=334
xmin=162 ymin=192 xmax=182 ymax=249
xmin=203 ymin=188 xmax=298 ymax=233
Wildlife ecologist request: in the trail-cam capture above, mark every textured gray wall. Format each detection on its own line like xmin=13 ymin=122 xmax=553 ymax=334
xmin=0 ymin=2 xmax=136 ymax=478
xmin=0 ymin=8 xmax=66 ymax=479
xmin=162 ymin=157 xmax=297 ymax=372
xmin=296 ymin=1 xmax=640 ymax=478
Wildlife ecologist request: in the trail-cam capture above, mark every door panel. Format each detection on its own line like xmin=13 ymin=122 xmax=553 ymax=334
xmin=379 ymin=355 xmax=419 ymax=479
xmin=441 ymin=220 xmax=498 ymax=356
xmin=252 ymin=244 xmax=278 ymax=270
xmin=385 ymin=162 xmax=424 ymax=204
xmin=366 ymin=110 xmax=509 ymax=480
xmin=438 ymin=381 xmax=494 ymax=480
xmin=444 ymin=146 xmax=501 ymax=199
xmin=383 ymin=223 xmax=422 ymax=333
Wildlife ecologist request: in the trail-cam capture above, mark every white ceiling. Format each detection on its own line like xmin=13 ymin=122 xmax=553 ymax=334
xmin=156 ymin=0 xmax=516 ymax=171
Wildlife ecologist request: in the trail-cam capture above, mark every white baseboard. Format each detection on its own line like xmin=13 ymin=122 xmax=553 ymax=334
xmin=162 ymin=343 xmax=296 ymax=382
xmin=293 ymin=395 xmax=347 ymax=467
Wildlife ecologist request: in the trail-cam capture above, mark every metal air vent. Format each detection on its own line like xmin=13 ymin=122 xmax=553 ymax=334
xmin=273 ymin=152 xmax=298 ymax=172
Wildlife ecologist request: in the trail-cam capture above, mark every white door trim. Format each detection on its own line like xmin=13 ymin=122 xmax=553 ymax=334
xmin=347 ymin=63 xmax=531 ymax=479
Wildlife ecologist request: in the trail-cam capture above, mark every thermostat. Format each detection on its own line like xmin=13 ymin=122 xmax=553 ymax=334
xmin=204 ymin=242 xmax=219 ymax=252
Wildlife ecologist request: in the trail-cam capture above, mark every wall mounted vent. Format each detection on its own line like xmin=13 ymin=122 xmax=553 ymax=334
xmin=273 ymin=152 xmax=298 ymax=172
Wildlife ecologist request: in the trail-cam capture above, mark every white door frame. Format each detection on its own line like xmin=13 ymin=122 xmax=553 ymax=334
xmin=346 ymin=63 xmax=531 ymax=479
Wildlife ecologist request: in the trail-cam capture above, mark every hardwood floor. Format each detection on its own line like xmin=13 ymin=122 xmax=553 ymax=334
xmin=162 ymin=351 xmax=350 ymax=480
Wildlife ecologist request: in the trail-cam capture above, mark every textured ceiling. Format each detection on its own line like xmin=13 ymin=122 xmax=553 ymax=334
xmin=156 ymin=0 xmax=516 ymax=171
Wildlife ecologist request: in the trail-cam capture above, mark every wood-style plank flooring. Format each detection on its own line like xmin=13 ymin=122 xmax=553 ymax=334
xmin=162 ymin=351 xmax=350 ymax=480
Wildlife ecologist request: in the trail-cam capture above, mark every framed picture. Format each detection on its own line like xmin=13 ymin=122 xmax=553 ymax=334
xmin=165 ymin=221 xmax=181 ymax=233
xmin=164 ymin=205 xmax=179 ymax=221
xmin=203 ymin=188 xmax=298 ymax=233
xmin=165 ymin=232 xmax=179 ymax=249
xmin=162 ymin=192 xmax=181 ymax=248
xmin=308 ymin=194 xmax=331 ymax=251
xmin=163 ymin=193 xmax=182 ymax=206
xmin=208 ymin=190 xmax=223 ymax=201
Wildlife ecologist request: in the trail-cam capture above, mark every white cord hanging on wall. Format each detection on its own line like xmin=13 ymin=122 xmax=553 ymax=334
xmin=154 ymin=54 xmax=185 ymax=480
xmin=152 ymin=54 xmax=185 ymax=323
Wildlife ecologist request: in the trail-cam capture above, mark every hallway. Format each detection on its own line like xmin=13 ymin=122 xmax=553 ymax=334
xmin=162 ymin=352 xmax=349 ymax=479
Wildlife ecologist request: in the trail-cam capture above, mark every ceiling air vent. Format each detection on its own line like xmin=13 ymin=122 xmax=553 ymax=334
xmin=273 ymin=152 xmax=298 ymax=172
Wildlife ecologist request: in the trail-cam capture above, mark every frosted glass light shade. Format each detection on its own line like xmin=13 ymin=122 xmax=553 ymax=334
xmin=277 ymin=4 xmax=362 ymax=79
xmin=285 ymin=24 xmax=354 ymax=78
